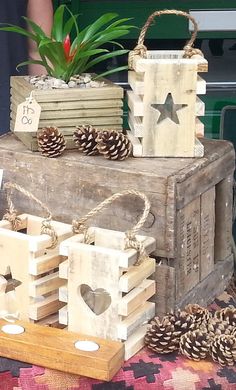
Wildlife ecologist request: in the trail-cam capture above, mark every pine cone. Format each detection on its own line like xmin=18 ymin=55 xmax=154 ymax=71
xmin=96 ymin=130 xmax=132 ymax=160
xmin=207 ymin=318 xmax=235 ymax=340
xmin=144 ymin=311 xmax=195 ymax=354
xmin=37 ymin=126 xmax=66 ymax=158
xmin=210 ymin=334 xmax=236 ymax=366
xmin=180 ymin=328 xmax=210 ymax=361
xmin=184 ymin=304 xmax=212 ymax=327
xmin=214 ymin=306 xmax=236 ymax=327
xmin=73 ymin=125 xmax=99 ymax=155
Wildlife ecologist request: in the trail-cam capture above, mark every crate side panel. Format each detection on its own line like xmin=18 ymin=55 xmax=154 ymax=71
xmin=176 ymin=197 xmax=200 ymax=301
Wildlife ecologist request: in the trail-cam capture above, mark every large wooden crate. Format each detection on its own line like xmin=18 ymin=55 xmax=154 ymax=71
xmin=0 ymin=134 xmax=234 ymax=315
xmin=10 ymin=76 xmax=123 ymax=151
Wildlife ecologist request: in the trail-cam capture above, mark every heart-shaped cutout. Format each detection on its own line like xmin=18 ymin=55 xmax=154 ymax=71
xmin=79 ymin=284 xmax=111 ymax=315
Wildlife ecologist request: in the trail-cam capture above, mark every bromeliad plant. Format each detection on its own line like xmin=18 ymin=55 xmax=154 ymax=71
xmin=0 ymin=5 xmax=134 ymax=83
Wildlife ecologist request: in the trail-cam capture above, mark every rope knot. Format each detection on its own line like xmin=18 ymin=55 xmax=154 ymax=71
xmin=128 ymin=44 xmax=147 ymax=69
xmin=125 ymin=230 xmax=148 ymax=266
xmin=3 ymin=211 xmax=22 ymax=231
xmin=41 ymin=218 xmax=58 ymax=249
xmin=183 ymin=45 xmax=204 ymax=58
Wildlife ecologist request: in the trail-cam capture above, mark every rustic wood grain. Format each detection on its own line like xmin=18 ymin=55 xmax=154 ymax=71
xmin=200 ymin=187 xmax=215 ymax=279
xmin=0 ymin=319 xmax=124 ymax=381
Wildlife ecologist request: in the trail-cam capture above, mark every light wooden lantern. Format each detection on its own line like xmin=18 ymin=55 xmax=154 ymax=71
xmin=58 ymin=190 xmax=156 ymax=360
xmin=127 ymin=10 xmax=208 ymax=158
xmin=0 ymin=182 xmax=73 ymax=324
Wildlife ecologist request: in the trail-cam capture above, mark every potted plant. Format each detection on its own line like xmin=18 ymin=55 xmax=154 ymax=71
xmin=1 ymin=5 xmax=134 ymax=150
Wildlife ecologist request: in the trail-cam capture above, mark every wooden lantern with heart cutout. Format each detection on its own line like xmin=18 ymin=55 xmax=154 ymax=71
xmin=127 ymin=10 xmax=208 ymax=158
xmin=58 ymin=190 xmax=156 ymax=360
xmin=0 ymin=182 xmax=73 ymax=324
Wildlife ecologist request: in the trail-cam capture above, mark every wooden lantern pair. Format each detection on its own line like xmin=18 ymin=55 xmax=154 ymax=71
xmin=127 ymin=10 xmax=208 ymax=158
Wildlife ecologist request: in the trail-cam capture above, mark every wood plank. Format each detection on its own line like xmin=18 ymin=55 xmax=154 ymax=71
xmin=214 ymin=175 xmax=233 ymax=261
xmin=28 ymin=293 xmax=64 ymax=320
xmin=200 ymin=187 xmax=215 ymax=280
xmin=10 ymin=93 xmax=123 ymax=110
xmin=151 ymin=264 xmax=176 ymax=316
xmin=117 ymin=301 xmax=155 ymax=340
xmin=141 ymin=62 xmax=198 ymax=157
xmin=124 ymin=325 xmax=148 ymax=361
xmin=128 ymin=71 xmax=206 ymax=96
xmin=195 ymin=97 xmax=205 ymax=116
xmin=59 ymin=305 xmax=68 ymax=325
xmin=0 ymin=319 xmax=124 ymax=381
xmin=34 ymin=313 xmax=59 ymax=327
xmin=29 ymin=272 xmax=65 ymax=297
xmin=127 ymin=131 xmax=143 ymax=157
xmin=67 ymin=243 xmax=122 ymax=340
xmin=119 ymin=258 xmax=156 ymax=293
xmin=132 ymin=51 xmax=208 ymax=73
xmin=176 ymin=254 xmax=234 ymax=309
xmin=29 ymin=251 xmax=62 ymax=276
xmin=118 ymin=279 xmax=155 ymax=316
xmin=176 ymin=197 xmax=201 ymax=300
xmin=11 ymin=111 xmax=123 ymax=127
xmin=59 ymin=260 xmax=69 ymax=280
xmin=128 ymin=113 xmax=143 ymax=138
xmin=10 ymin=76 xmax=124 ymax=102
xmin=59 ymin=285 xmax=68 ymax=303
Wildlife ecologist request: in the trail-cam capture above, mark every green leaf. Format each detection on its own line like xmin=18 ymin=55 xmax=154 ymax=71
xmin=93 ymin=65 xmax=128 ymax=79
xmin=16 ymin=59 xmax=51 ymax=72
xmin=83 ymin=49 xmax=128 ymax=71
xmin=23 ymin=16 xmax=47 ymax=40
xmin=81 ymin=13 xmax=118 ymax=42
xmin=0 ymin=24 xmax=37 ymax=41
xmin=51 ymin=5 xmax=65 ymax=41
xmin=63 ymin=14 xmax=79 ymax=40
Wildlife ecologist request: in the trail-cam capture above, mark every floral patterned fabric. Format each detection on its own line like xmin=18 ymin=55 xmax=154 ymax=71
xmin=0 ymin=291 xmax=235 ymax=390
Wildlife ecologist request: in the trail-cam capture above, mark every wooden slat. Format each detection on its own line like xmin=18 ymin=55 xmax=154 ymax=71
xmin=119 ymin=258 xmax=156 ymax=293
xmin=28 ymin=293 xmax=64 ymax=320
xmin=0 ymin=319 xmax=124 ymax=381
xmin=29 ymin=251 xmax=62 ymax=276
xmin=132 ymin=51 xmax=208 ymax=73
xmin=29 ymin=272 xmax=65 ymax=297
xmin=34 ymin=313 xmax=59 ymax=327
xmin=10 ymin=92 xmax=123 ymax=110
xmin=118 ymin=279 xmax=155 ymax=316
xmin=10 ymin=76 xmax=124 ymax=102
xmin=151 ymin=264 xmax=176 ymax=316
xmin=59 ymin=305 xmax=68 ymax=325
xmin=200 ymin=187 xmax=215 ymax=280
xmin=117 ymin=301 xmax=155 ymax=340
xmin=59 ymin=285 xmax=68 ymax=303
xmin=128 ymin=113 xmax=143 ymax=138
xmin=195 ymin=97 xmax=205 ymax=116
xmin=59 ymin=260 xmax=69 ymax=280
xmin=214 ymin=175 xmax=233 ymax=261
xmin=124 ymin=324 xmax=148 ymax=361
xmin=176 ymin=197 xmax=201 ymax=301
xmin=127 ymin=131 xmax=143 ymax=157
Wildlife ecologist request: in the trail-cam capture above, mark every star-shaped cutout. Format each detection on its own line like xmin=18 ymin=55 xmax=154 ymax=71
xmin=1 ymin=266 xmax=22 ymax=293
xmin=151 ymin=93 xmax=187 ymax=124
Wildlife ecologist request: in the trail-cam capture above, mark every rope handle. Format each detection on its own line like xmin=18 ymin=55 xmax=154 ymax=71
xmin=129 ymin=9 xmax=203 ymax=69
xmin=3 ymin=182 xmax=58 ymax=248
xmin=72 ymin=190 xmax=151 ymax=265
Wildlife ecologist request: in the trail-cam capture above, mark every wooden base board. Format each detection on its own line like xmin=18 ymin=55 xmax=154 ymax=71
xmin=0 ymin=319 xmax=124 ymax=381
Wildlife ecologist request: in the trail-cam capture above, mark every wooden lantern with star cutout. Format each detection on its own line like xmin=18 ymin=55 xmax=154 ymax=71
xmin=127 ymin=10 xmax=208 ymax=158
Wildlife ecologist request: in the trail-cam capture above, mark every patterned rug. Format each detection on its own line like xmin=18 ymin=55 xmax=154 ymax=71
xmin=0 ymin=291 xmax=235 ymax=390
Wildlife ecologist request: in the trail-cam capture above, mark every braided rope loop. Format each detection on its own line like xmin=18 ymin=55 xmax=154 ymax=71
xmin=129 ymin=9 xmax=203 ymax=69
xmin=72 ymin=190 xmax=151 ymax=265
xmin=3 ymin=182 xmax=58 ymax=249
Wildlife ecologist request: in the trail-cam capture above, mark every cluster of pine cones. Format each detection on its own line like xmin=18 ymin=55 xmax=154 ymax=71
xmin=37 ymin=125 xmax=132 ymax=160
xmin=145 ymin=304 xmax=236 ymax=366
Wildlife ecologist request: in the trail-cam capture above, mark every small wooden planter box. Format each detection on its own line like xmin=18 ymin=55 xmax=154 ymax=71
xmin=58 ymin=228 xmax=156 ymax=361
xmin=0 ymin=214 xmax=73 ymax=323
xmin=0 ymin=135 xmax=234 ymax=318
xmin=10 ymin=76 xmax=124 ymax=151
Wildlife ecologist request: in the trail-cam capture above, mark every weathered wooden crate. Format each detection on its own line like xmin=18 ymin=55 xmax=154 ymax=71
xmin=10 ymin=76 xmax=123 ymax=151
xmin=127 ymin=10 xmax=208 ymax=157
xmin=58 ymin=224 xmax=156 ymax=361
xmin=0 ymin=135 xmax=234 ymax=317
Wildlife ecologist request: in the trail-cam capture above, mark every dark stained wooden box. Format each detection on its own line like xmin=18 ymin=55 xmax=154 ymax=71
xmin=0 ymin=134 xmax=234 ymax=315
